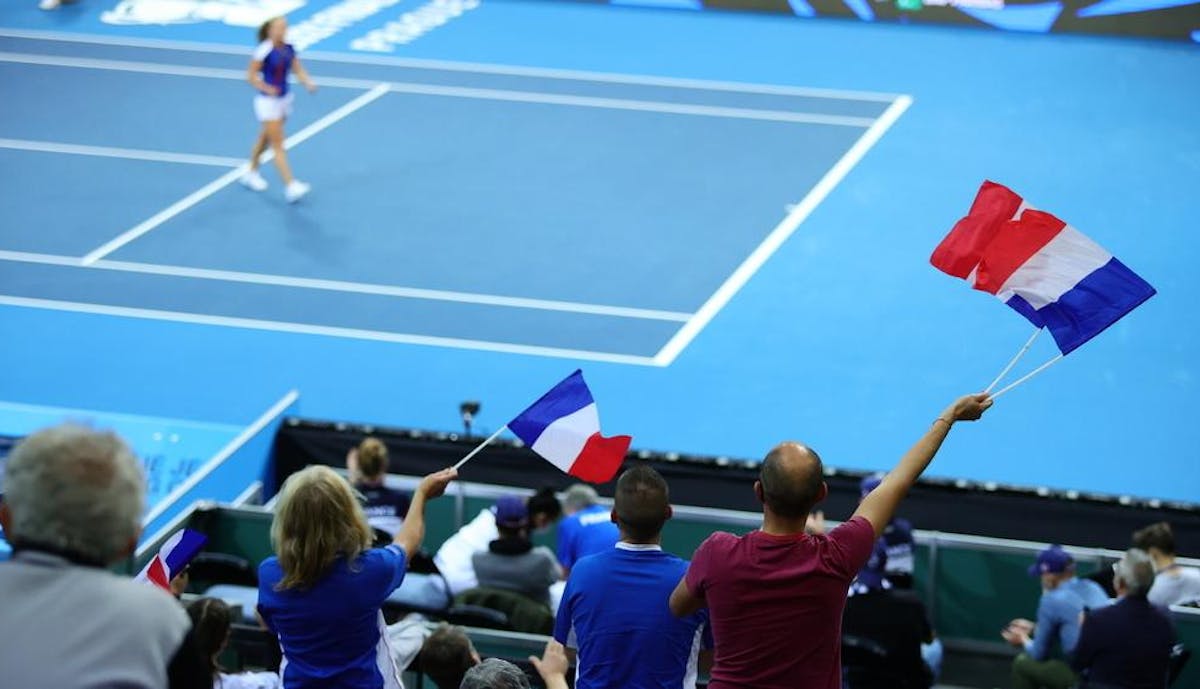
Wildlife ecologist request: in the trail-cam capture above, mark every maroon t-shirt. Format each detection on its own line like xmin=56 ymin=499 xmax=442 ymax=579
xmin=684 ymin=516 xmax=876 ymax=689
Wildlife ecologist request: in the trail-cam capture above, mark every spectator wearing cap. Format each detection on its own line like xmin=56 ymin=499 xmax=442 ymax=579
xmin=1133 ymin=521 xmax=1200 ymax=608
xmin=557 ymin=484 xmax=619 ymax=576
xmin=0 ymin=424 xmax=207 ymax=689
xmin=842 ymin=541 xmax=938 ymax=688
xmin=555 ymin=466 xmax=711 ymax=689
xmin=1002 ymin=545 xmax=1110 ymax=689
xmin=435 ymin=488 xmax=562 ymax=596
xmin=859 ymin=474 xmax=916 ymax=589
xmin=472 ymin=496 xmax=562 ymax=606
xmin=1072 ymin=548 xmax=1176 ymax=689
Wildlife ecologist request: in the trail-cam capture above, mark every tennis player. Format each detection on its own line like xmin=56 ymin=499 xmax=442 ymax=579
xmin=242 ymin=16 xmax=316 ymax=203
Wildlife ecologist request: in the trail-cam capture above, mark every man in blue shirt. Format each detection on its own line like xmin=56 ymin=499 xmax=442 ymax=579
xmin=1002 ymin=545 xmax=1110 ymax=689
xmin=555 ymin=466 xmax=710 ymax=689
xmin=556 ymin=484 xmax=619 ymax=575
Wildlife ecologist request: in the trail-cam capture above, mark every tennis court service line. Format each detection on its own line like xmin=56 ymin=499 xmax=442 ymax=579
xmin=652 ymin=94 xmax=915 ymax=367
xmin=79 ymin=83 xmax=391 ymax=266
xmin=0 ymin=137 xmax=243 ymax=167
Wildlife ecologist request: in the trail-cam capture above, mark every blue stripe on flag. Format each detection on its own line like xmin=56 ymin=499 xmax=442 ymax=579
xmin=1035 ymin=257 xmax=1156 ymax=355
xmin=1004 ymin=294 xmax=1045 ymax=328
xmin=508 ymin=370 xmax=595 ymax=447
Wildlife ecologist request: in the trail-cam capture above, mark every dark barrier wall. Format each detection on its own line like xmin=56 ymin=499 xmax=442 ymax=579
xmin=273 ymin=418 xmax=1200 ymax=552
xmin=522 ymin=0 xmax=1200 ymax=41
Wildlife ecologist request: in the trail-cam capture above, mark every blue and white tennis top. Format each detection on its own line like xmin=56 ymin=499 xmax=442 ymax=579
xmin=253 ymin=41 xmax=296 ymax=97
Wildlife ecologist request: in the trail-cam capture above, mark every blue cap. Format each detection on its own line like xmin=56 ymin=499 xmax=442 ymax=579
xmin=493 ymin=496 xmax=529 ymax=528
xmin=1029 ymin=545 xmax=1073 ymax=577
xmin=855 ymin=540 xmax=889 ymax=590
xmin=860 ymin=473 xmax=884 ymax=498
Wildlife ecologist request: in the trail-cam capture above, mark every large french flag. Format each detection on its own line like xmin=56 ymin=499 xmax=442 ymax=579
xmin=136 ymin=528 xmax=207 ymax=592
xmin=932 ymin=181 xmax=1156 ymax=355
xmin=508 ymin=370 xmax=632 ymax=484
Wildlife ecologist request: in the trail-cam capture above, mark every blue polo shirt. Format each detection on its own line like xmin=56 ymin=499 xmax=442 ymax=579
xmin=259 ymin=545 xmax=407 ymax=688
xmin=555 ymin=544 xmax=709 ymax=689
xmin=1026 ymin=576 xmax=1111 ymax=661
xmin=557 ymin=504 xmax=619 ymax=570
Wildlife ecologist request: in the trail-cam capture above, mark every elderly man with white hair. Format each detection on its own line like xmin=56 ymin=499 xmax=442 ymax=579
xmin=556 ymin=484 xmax=618 ymax=577
xmin=0 ymin=424 xmax=206 ymax=689
xmin=1071 ymin=549 xmax=1177 ymax=689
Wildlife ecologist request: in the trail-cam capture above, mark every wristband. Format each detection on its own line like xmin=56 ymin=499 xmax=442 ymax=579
xmin=933 ymin=417 xmax=954 ymax=428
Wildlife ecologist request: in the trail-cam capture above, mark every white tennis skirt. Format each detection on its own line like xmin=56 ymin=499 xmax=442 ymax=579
xmin=253 ymin=92 xmax=294 ymax=122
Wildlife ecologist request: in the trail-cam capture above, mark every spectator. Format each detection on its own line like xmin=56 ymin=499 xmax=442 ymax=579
xmin=459 ymin=641 xmax=571 ymax=689
xmin=859 ymin=473 xmax=916 ymax=589
xmin=1002 ymin=545 xmax=1110 ymax=689
xmin=0 ymin=424 xmax=207 ymax=689
xmin=188 ymin=597 xmax=281 ymax=689
xmin=257 ymin=464 xmax=456 ymax=689
xmin=1133 ymin=521 xmax=1200 ymax=607
xmin=555 ymin=465 xmax=711 ymax=689
xmin=348 ymin=437 xmax=410 ymax=538
xmin=842 ymin=541 xmax=937 ymax=688
xmin=472 ymin=496 xmax=561 ymax=606
xmin=669 ymin=393 xmax=991 ymax=689
xmin=557 ymin=484 xmax=619 ymax=575
xmin=1072 ymin=549 xmax=1176 ymax=689
xmin=418 ymin=623 xmax=480 ymax=689
xmin=435 ymin=488 xmax=561 ymax=595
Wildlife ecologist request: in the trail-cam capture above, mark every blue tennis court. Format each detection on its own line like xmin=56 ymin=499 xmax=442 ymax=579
xmin=0 ymin=0 xmax=1196 ymax=503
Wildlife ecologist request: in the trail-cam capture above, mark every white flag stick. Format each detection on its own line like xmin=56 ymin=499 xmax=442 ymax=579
xmin=453 ymin=426 xmax=508 ymax=470
xmin=989 ymin=354 xmax=1064 ymax=400
xmin=985 ymin=328 xmax=1042 ymax=394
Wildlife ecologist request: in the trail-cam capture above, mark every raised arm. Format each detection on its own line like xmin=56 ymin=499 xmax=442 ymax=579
xmin=853 ymin=394 xmax=991 ymax=537
xmin=394 ymin=468 xmax=457 ymax=558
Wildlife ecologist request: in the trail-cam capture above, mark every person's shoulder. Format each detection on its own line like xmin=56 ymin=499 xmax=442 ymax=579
xmin=104 ymin=577 xmax=190 ymax=635
xmin=252 ymin=40 xmax=273 ymax=60
xmin=258 ymin=556 xmax=281 ymax=579
xmin=570 ymin=548 xmax=614 ymax=574
xmin=696 ymin=530 xmax=743 ymax=555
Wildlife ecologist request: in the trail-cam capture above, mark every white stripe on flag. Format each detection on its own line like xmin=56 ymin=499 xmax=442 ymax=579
xmin=998 ymin=225 xmax=1112 ymax=309
xmin=530 ymin=403 xmax=601 ymax=473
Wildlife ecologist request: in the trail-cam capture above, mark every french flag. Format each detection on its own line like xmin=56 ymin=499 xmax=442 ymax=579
xmin=932 ymin=181 xmax=1156 ymax=354
xmin=135 ymin=528 xmax=207 ymax=592
xmin=508 ymin=370 xmax=632 ymax=484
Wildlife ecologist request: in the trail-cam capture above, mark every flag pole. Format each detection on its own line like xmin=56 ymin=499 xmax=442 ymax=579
xmin=989 ymin=354 xmax=1064 ymax=400
xmin=985 ymin=328 xmax=1042 ymax=394
xmin=453 ymin=426 xmax=508 ymax=470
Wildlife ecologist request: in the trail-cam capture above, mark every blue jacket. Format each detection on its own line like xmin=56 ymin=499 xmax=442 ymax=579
xmin=1026 ymin=577 xmax=1110 ymax=661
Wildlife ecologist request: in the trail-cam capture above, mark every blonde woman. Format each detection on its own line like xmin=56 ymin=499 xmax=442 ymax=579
xmin=257 ymin=464 xmax=456 ymax=689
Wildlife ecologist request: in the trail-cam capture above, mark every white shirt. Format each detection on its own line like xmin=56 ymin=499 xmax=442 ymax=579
xmin=434 ymin=509 xmax=498 ymax=595
xmin=216 ymin=671 xmax=281 ymax=689
xmin=1148 ymin=564 xmax=1200 ymax=607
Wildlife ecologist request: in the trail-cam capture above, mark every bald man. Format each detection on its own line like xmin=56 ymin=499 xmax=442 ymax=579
xmin=669 ymin=394 xmax=991 ymax=689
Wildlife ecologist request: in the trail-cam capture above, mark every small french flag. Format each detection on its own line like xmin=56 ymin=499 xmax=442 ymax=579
xmin=136 ymin=528 xmax=207 ymax=592
xmin=508 ymin=370 xmax=632 ymax=484
xmin=932 ymin=181 xmax=1156 ymax=355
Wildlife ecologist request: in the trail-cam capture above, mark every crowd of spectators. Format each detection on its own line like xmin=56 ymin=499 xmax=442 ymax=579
xmin=0 ymin=392 xmax=1195 ymax=689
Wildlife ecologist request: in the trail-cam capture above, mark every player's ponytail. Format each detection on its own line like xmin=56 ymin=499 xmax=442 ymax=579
xmin=257 ymin=18 xmax=274 ymax=43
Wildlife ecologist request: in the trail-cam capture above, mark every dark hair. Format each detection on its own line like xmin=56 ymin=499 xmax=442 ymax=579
xmin=614 ymin=465 xmax=670 ymax=542
xmin=257 ymin=17 xmax=279 ymax=43
xmin=420 ymin=624 xmax=476 ymax=689
xmin=526 ymin=487 xmax=562 ymax=522
xmin=356 ymin=437 xmax=389 ymax=479
xmin=1133 ymin=522 xmax=1176 ymax=555
xmin=759 ymin=444 xmax=824 ymax=518
xmin=186 ymin=598 xmax=232 ymax=679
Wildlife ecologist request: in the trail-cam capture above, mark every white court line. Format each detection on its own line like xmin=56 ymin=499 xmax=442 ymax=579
xmin=0 ymin=250 xmax=692 ymax=322
xmin=652 ymin=95 xmax=915 ymax=366
xmin=0 ymin=52 xmax=876 ymax=126
xmin=142 ymin=389 xmax=299 ymax=527
xmin=0 ymin=295 xmax=662 ymax=366
xmin=80 ymin=83 xmax=392 ymax=265
xmin=0 ymin=28 xmax=904 ymax=102
xmin=0 ymin=137 xmax=242 ymax=167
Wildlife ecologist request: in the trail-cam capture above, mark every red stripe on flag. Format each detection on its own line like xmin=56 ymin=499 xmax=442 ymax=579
xmin=146 ymin=557 xmax=171 ymax=591
xmin=930 ymin=181 xmax=1024 ymax=278
xmin=973 ymin=210 xmax=1067 ymax=295
xmin=567 ymin=432 xmax=631 ymax=484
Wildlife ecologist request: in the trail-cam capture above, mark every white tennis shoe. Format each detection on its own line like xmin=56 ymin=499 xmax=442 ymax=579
xmin=285 ymin=180 xmax=311 ymax=203
xmin=240 ymin=171 xmax=269 ymax=192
